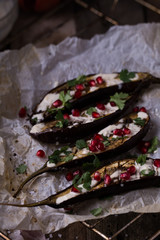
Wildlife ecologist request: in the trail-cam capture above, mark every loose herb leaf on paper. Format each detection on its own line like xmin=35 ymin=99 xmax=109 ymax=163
xmin=90 ymin=207 xmax=103 ymax=216
xmin=76 ymin=139 xmax=87 ymax=149
xmin=136 ymin=154 xmax=147 ymax=165
xmin=148 ymin=136 xmax=159 ymax=153
xmin=67 ymin=75 xmax=86 ymax=87
xmin=16 ymin=164 xmax=27 ymax=174
xmin=134 ymin=118 xmax=146 ymax=127
xmin=140 ymin=169 xmax=155 ymax=177
xmin=59 ymin=90 xmax=72 ymax=106
xmin=86 ymin=107 xmax=96 ymax=115
xmin=120 ymin=69 xmax=135 ymax=83
xmin=110 ymin=92 xmax=129 ymax=110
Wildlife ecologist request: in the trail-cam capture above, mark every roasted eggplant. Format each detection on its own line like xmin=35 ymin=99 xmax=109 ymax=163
xmin=3 ymin=157 xmax=160 ymax=208
xmin=13 ymin=110 xmax=150 ymax=197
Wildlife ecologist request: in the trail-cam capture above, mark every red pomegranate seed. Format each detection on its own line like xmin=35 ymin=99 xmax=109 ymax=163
xmin=93 ymin=134 xmax=104 ymax=141
xmin=72 ymin=109 xmax=80 ymax=117
xmin=123 ymin=128 xmax=131 ymax=135
xmin=74 ymin=90 xmax=82 ymax=99
xmin=104 ymin=174 xmax=111 ymax=185
xmin=140 ymin=147 xmax=148 ymax=154
xmin=133 ymin=106 xmax=139 ymax=112
xmin=97 ymin=142 xmax=105 ymax=151
xmin=73 ymin=169 xmax=82 ymax=177
xmin=120 ymin=172 xmax=130 ymax=181
xmin=63 ymin=113 xmax=70 ymax=120
xmin=139 ymin=107 xmax=147 ymax=112
xmin=113 ymin=129 xmax=124 ymax=136
xmin=154 ymin=159 xmax=160 ymax=168
xmin=94 ymin=172 xmax=101 ymax=181
xmin=19 ymin=107 xmax=27 ymax=118
xmin=96 ymin=103 xmax=106 ymax=110
xmin=71 ymin=186 xmax=80 ymax=193
xmin=96 ymin=76 xmax=104 ymax=85
xmin=36 ymin=149 xmax=45 ymax=158
xmin=110 ymin=101 xmax=116 ymax=107
xmin=88 ymin=80 xmax=96 ymax=86
xmin=76 ymin=84 xmax=84 ymax=90
xmin=53 ymin=99 xmax=62 ymax=108
xmin=92 ymin=112 xmax=100 ymax=118
xmin=91 ymin=139 xmax=99 ymax=146
xmin=127 ymin=166 xmax=136 ymax=175
xmin=143 ymin=141 xmax=151 ymax=148
xmin=65 ymin=172 xmax=74 ymax=181
xmin=89 ymin=144 xmax=97 ymax=152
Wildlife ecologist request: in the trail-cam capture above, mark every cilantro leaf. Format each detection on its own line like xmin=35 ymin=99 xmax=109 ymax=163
xmin=134 ymin=118 xmax=145 ymax=127
xmin=90 ymin=207 xmax=103 ymax=216
xmin=86 ymin=107 xmax=96 ymax=115
xmin=67 ymin=75 xmax=86 ymax=87
xmin=93 ymin=154 xmax=101 ymax=168
xmin=110 ymin=92 xmax=129 ymax=110
xmin=120 ymin=69 xmax=135 ymax=83
xmin=76 ymin=139 xmax=87 ymax=149
xmin=148 ymin=136 xmax=159 ymax=153
xmin=31 ymin=117 xmax=38 ymax=125
xmin=76 ymin=171 xmax=92 ymax=190
xmin=136 ymin=154 xmax=147 ymax=165
xmin=59 ymin=91 xmax=72 ymax=106
xmin=48 ymin=146 xmax=70 ymax=164
xmin=16 ymin=164 xmax=27 ymax=174
xmin=55 ymin=121 xmax=63 ymax=128
xmin=63 ymin=155 xmax=73 ymax=162
xmin=82 ymin=155 xmax=101 ymax=171
xmin=140 ymin=169 xmax=155 ymax=177
xmin=55 ymin=110 xmax=69 ymax=128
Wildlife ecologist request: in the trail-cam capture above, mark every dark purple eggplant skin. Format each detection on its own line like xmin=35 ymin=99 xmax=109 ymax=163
xmin=51 ymin=176 xmax=160 ymax=209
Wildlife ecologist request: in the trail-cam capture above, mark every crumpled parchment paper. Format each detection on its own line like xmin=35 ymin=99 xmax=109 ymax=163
xmin=0 ymin=23 xmax=160 ymax=234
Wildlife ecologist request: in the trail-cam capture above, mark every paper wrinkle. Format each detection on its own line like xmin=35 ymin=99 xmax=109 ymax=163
xmin=0 ymin=23 xmax=160 ymax=234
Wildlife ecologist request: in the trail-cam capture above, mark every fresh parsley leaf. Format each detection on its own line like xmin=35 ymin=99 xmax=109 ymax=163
xmin=59 ymin=91 xmax=72 ymax=106
xmin=136 ymin=154 xmax=147 ymax=165
xmin=72 ymin=175 xmax=80 ymax=185
xmin=55 ymin=110 xmax=69 ymax=128
xmin=16 ymin=164 xmax=27 ymax=174
xmin=93 ymin=154 xmax=101 ymax=168
xmin=46 ymin=107 xmax=57 ymax=114
xmin=82 ymin=155 xmax=101 ymax=171
xmin=148 ymin=136 xmax=159 ymax=153
xmin=86 ymin=107 xmax=96 ymax=115
xmin=120 ymin=69 xmax=135 ymax=83
xmin=134 ymin=118 xmax=145 ymax=127
xmin=110 ymin=92 xmax=129 ymax=110
xmin=31 ymin=117 xmax=38 ymax=125
xmin=140 ymin=169 xmax=155 ymax=177
xmin=76 ymin=171 xmax=91 ymax=190
xmin=63 ymin=155 xmax=73 ymax=162
xmin=76 ymin=139 xmax=87 ymax=149
xmin=67 ymin=75 xmax=86 ymax=87
xmin=55 ymin=121 xmax=63 ymax=128
xmin=48 ymin=146 xmax=70 ymax=164
xmin=90 ymin=207 xmax=103 ymax=216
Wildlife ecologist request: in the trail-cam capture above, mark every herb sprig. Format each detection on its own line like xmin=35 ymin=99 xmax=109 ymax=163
xmin=16 ymin=164 xmax=27 ymax=174
xmin=136 ymin=154 xmax=147 ymax=165
xmin=110 ymin=92 xmax=129 ymax=110
xmin=134 ymin=118 xmax=146 ymax=127
xmin=67 ymin=75 xmax=86 ymax=87
xmin=48 ymin=146 xmax=72 ymax=164
xmin=120 ymin=69 xmax=135 ymax=83
xmin=148 ymin=136 xmax=159 ymax=153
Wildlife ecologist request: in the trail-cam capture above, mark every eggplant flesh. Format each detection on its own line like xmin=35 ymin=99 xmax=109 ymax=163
xmin=3 ymin=158 xmax=160 ymax=209
xmin=13 ymin=111 xmax=150 ymax=197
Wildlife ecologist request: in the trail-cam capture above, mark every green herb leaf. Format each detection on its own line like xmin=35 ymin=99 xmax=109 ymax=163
xmin=72 ymin=175 xmax=80 ymax=185
xmin=67 ymin=75 xmax=86 ymax=87
xmin=63 ymin=154 xmax=73 ymax=162
xmin=90 ymin=207 xmax=103 ymax=216
xmin=48 ymin=146 xmax=70 ymax=164
xmin=16 ymin=164 xmax=27 ymax=174
xmin=76 ymin=139 xmax=87 ymax=149
xmin=46 ymin=107 xmax=57 ymax=115
xmin=148 ymin=136 xmax=159 ymax=153
xmin=86 ymin=107 xmax=96 ymax=115
xmin=110 ymin=92 xmax=129 ymax=110
xmin=59 ymin=90 xmax=72 ymax=106
xmin=140 ymin=169 xmax=155 ymax=177
xmin=76 ymin=171 xmax=91 ymax=190
xmin=134 ymin=118 xmax=146 ymax=127
xmin=93 ymin=154 xmax=101 ymax=168
xmin=31 ymin=117 xmax=38 ymax=125
xmin=55 ymin=110 xmax=69 ymax=128
xmin=120 ymin=69 xmax=135 ymax=83
xmin=82 ymin=155 xmax=101 ymax=171
xmin=55 ymin=121 xmax=63 ymax=128
xmin=136 ymin=154 xmax=147 ymax=165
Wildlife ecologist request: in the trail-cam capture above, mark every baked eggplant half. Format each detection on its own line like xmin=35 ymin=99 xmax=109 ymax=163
xmin=30 ymin=71 xmax=157 ymax=125
xmin=3 ymin=157 xmax=160 ymax=208
xmin=13 ymin=110 xmax=150 ymax=197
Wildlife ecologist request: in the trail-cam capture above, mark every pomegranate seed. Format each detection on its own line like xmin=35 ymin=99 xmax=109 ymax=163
xmin=88 ymin=80 xmax=96 ymax=86
xmin=93 ymin=134 xmax=104 ymax=141
xmin=73 ymin=169 xmax=82 ymax=177
xmin=154 ymin=159 xmax=160 ymax=168
xmin=96 ymin=76 xmax=104 ymax=85
xmin=71 ymin=186 xmax=80 ymax=193
xmin=110 ymin=101 xmax=116 ymax=107
xmin=127 ymin=166 xmax=136 ymax=175
xmin=36 ymin=149 xmax=45 ymax=158
xmin=66 ymin=172 xmax=73 ymax=181
xmin=72 ymin=109 xmax=80 ymax=117
xmin=140 ymin=147 xmax=148 ymax=154
xmin=143 ymin=141 xmax=151 ymax=148
xmin=139 ymin=107 xmax=147 ymax=112
xmin=76 ymin=84 xmax=84 ymax=90
xmin=104 ymin=174 xmax=111 ymax=185
xmin=120 ymin=172 xmax=130 ymax=181
xmin=97 ymin=142 xmax=105 ymax=151
xmin=74 ymin=90 xmax=82 ymax=99
xmin=92 ymin=112 xmax=100 ymax=118
xmin=19 ymin=107 xmax=26 ymax=118
xmin=53 ymin=99 xmax=62 ymax=108
xmin=123 ymin=128 xmax=131 ymax=135
xmin=91 ymin=139 xmax=99 ymax=146
xmin=89 ymin=144 xmax=97 ymax=152
xmin=96 ymin=103 xmax=105 ymax=110
xmin=133 ymin=106 xmax=139 ymax=112
xmin=94 ymin=172 xmax=101 ymax=181
xmin=63 ymin=113 xmax=70 ymax=120
xmin=113 ymin=129 xmax=124 ymax=136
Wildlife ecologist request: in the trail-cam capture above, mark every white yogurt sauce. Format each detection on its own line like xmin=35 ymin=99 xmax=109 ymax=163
xmin=138 ymin=111 xmax=148 ymax=119
xmin=30 ymin=123 xmax=46 ymax=133
xmin=99 ymin=123 xmax=123 ymax=137
xmin=127 ymin=123 xmax=141 ymax=136
xmin=47 ymin=162 xmax=56 ymax=168
xmin=31 ymin=113 xmax=44 ymax=123
xmin=37 ymin=93 xmax=60 ymax=112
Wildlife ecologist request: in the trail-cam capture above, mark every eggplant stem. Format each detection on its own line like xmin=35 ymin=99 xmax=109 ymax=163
xmin=13 ymin=165 xmax=49 ymax=198
xmin=0 ymin=198 xmax=50 ymax=208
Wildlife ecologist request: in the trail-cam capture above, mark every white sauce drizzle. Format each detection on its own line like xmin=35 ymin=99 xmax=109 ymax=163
xmin=30 ymin=123 xmax=46 ymax=133
xmin=138 ymin=111 xmax=148 ymax=119
xmin=37 ymin=93 xmax=60 ymax=112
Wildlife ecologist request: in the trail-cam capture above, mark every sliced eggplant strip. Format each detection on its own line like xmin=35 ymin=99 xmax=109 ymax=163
xmin=3 ymin=158 xmax=160 ymax=208
xmin=13 ymin=110 xmax=150 ymax=197
xmin=30 ymin=72 xmax=157 ymax=124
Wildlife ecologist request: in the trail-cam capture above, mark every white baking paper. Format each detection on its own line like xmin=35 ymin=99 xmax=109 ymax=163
xmin=0 ymin=23 xmax=160 ymax=234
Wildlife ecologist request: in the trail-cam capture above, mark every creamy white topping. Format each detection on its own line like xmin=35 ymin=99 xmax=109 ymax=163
xmin=89 ymin=86 xmax=99 ymax=92
xmin=37 ymin=93 xmax=60 ymax=112
xmin=99 ymin=123 xmax=123 ymax=137
xmin=110 ymin=170 xmax=121 ymax=179
xmin=138 ymin=111 xmax=148 ymax=119
xmin=31 ymin=113 xmax=44 ymax=123
xmin=30 ymin=123 xmax=46 ymax=133
xmin=47 ymin=162 xmax=56 ymax=168
xmin=127 ymin=123 xmax=141 ymax=136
